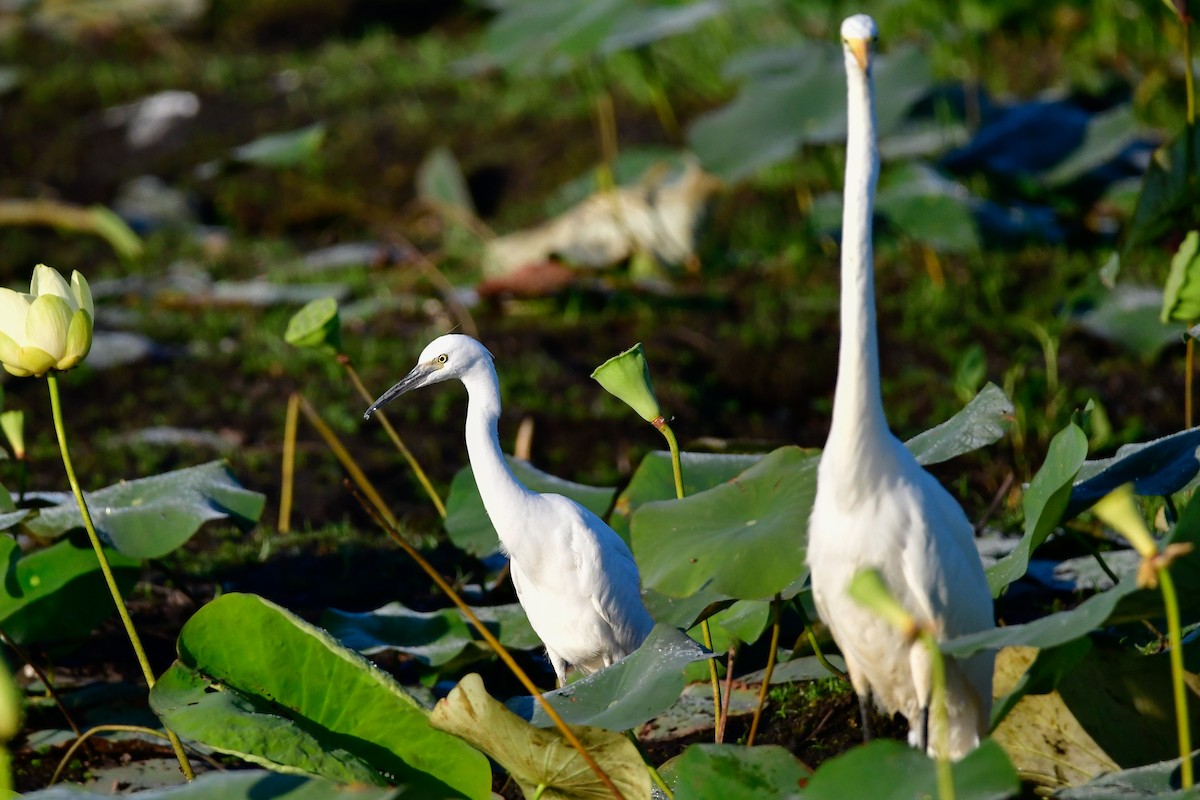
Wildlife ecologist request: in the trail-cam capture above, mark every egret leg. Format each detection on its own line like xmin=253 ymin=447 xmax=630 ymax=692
xmin=858 ymin=691 xmax=873 ymax=743
xmin=548 ymin=652 xmax=569 ymax=690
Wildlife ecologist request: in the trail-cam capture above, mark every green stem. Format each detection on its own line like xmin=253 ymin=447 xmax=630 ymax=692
xmin=794 ymin=601 xmax=847 ymax=680
xmin=46 ymin=375 xmax=194 ymax=782
xmin=747 ymin=598 xmax=782 ymax=746
xmin=658 ymin=422 xmax=722 ymax=740
xmin=345 ymin=359 xmax=446 ymax=518
xmin=1160 ymin=568 xmax=1194 ymax=788
xmin=920 ymin=632 xmax=954 ymax=800
xmin=626 ymin=731 xmax=673 ymax=799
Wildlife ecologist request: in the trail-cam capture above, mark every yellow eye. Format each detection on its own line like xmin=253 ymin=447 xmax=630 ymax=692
xmin=437 ymin=354 xmax=448 ymax=364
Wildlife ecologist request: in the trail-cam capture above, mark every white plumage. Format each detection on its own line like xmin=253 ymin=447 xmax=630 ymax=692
xmin=365 ymin=334 xmax=654 ymax=686
xmin=807 ymin=14 xmax=995 ymax=760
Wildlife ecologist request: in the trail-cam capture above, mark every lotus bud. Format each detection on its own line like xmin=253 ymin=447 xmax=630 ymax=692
xmin=847 ymin=569 xmax=919 ymax=641
xmin=284 ymin=297 xmax=342 ymax=355
xmin=591 ymin=343 xmax=663 ymax=425
xmin=0 ymin=411 xmax=24 ymax=460
xmin=1092 ymin=483 xmax=1169 ymax=588
xmin=0 ymin=264 xmax=93 ymax=378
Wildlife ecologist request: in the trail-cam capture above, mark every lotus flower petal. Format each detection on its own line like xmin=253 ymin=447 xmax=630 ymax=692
xmin=58 ymin=310 xmax=93 ymax=370
xmin=70 ymin=271 xmax=93 ymax=319
xmin=0 ymin=289 xmax=32 ymax=348
xmin=31 ymin=264 xmax=74 ymax=307
xmin=16 ymin=345 xmax=55 ymax=377
xmin=24 ymin=294 xmax=72 ymax=362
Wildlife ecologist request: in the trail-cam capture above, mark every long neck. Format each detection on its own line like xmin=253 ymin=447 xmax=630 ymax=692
xmin=828 ymin=53 xmax=889 ymax=453
xmin=461 ymin=365 xmax=534 ymax=546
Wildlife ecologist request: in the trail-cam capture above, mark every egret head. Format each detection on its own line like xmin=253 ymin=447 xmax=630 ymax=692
xmin=840 ymin=14 xmax=878 ymax=73
xmin=363 ymin=334 xmax=494 ymax=420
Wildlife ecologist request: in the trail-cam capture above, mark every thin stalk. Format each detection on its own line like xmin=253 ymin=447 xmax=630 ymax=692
xmin=46 ymin=375 xmax=194 ymax=782
xmin=625 ymin=731 xmax=673 ymax=799
xmin=348 ymin=485 xmax=627 ymax=800
xmin=920 ymin=632 xmax=954 ymax=800
xmin=279 ymin=392 xmax=299 ymax=533
xmin=50 ymin=724 xmax=205 ymax=786
xmin=594 ymin=89 xmax=620 ymax=194
xmin=1188 ymin=337 xmax=1195 ymax=430
xmin=1159 ymin=568 xmax=1194 ymax=787
xmin=0 ymin=628 xmax=81 ymax=739
xmin=656 ymin=420 xmax=722 ymax=740
xmin=794 ymin=602 xmax=848 ymax=680
xmin=294 ymin=394 xmax=399 ymax=532
xmin=342 ymin=358 xmax=446 ymax=518
xmin=747 ymin=598 xmax=783 ymax=746
xmin=716 ymin=645 xmax=736 ymax=744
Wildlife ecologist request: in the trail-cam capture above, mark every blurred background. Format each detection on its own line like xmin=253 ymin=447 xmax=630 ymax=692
xmin=0 ymin=0 xmax=1193 ymax=612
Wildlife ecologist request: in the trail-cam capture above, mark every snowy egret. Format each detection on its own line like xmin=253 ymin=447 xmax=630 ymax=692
xmin=364 ymin=334 xmax=655 ymax=686
xmin=806 ymin=14 xmax=995 ymax=760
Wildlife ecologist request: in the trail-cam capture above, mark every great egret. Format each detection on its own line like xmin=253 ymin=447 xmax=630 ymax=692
xmin=364 ymin=334 xmax=655 ymax=686
xmin=806 ymin=14 xmax=995 ymax=760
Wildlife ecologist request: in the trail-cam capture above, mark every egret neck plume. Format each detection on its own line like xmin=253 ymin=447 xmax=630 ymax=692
xmin=364 ymin=334 xmax=654 ymax=686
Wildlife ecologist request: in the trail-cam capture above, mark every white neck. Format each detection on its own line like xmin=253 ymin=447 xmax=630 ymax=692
xmin=828 ymin=51 xmax=889 ymax=455
xmin=461 ymin=365 xmax=535 ymax=550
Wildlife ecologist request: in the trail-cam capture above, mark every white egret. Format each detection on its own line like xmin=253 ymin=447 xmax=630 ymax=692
xmin=364 ymin=334 xmax=655 ymax=686
xmin=807 ymin=14 xmax=995 ymax=760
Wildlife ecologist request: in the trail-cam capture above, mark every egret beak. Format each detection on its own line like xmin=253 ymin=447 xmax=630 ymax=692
xmin=847 ymin=37 xmax=871 ymax=72
xmin=363 ymin=363 xmax=436 ymax=420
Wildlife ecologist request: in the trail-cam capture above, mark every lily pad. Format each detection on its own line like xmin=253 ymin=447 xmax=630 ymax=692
xmin=443 ymin=457 xmax=615 ymax=557
xmin=631 ymin=446 xmax=819 ymax=600
xmin=24 ymin=461 xmax=265 ymax=559
xmin=322 ymin=601 xmax=539 ymax=665
xmin=149 ymin=593 xmax=490 ymax=797
xmin=905 ymin=383 xmax=1014 ymax=466
xmin=666 ymin=744 xmax=810 ymax=799
xmin=508 ymin=624 xmax=709 ymax=731
xmin=1042 ymin=104 xmax=1139 ymax=187
xmin=19 ymin=769 xmax=422 ymax=799
xmin=803 ymin=739 xmax=1019 ymax=800
xmin=1066 ymin=427 xmax=1200 ymax=517
xmin=231 ymin=124 xmax=325 ymax=169
xmin=1076 ymin=285 xmax=1182 ymax=361
xmin=430 ymin=673 xmax=649 ymax=800
xmin=875 ymin=162 xmax=981 ymax=253
xmin=987 ymin=420 xmax=1089 ymax=595
xmin=610 ymin=451 xmax=763 ymax=542
xmin=1054 ymin=754 xmax=1200 ymax=798
xmin=0 ymin=534 xmax=140 ymax=645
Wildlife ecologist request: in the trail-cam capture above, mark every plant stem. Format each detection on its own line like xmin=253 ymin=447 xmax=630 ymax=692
xmin=279 ymin=392 xmax=299 ymax=533
xmin=747 ymin=598 xmax=782 ymax=746
xmin=1159 ymin=567 xmax=1194 ymax=788
xmin=0 ymin=628 xmax=82 ymax=739
xmin=50 ymin=724 xmax=202 ymax=786
xmin=1188 ymin=337 xmax=1195 ymax=430
xmin=658 ymin=421 xmax=723 ymax=741
xmin=348 ymin=485 xmax=627 ymax=800
xmin=626 ymin=731 xmax=673 ymax=799
xmin=343 ymin=358 xmax=446 ymax=518
xmin=294 ymin=393 xmax=400 ymax=533
xmin=46 ymin=374 xmax=194 ymax=782
xmin=920 ymin=632 xmax=954 ymax=800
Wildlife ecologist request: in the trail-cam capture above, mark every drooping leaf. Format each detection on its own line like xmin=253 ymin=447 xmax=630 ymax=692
xmin=875 ymin=162 xmax=981 ymax=253
xmin=477 ymin=0 xmax=631 ymax=75
xmin=632 ymin=446 xmax=819 ymax=600
xmin=231 ymin=124 xmax=326 ymax=169
xmin=430 ymin=673 xmax=649 ymax=800
xmin=943 ymin=579 xmax=1140 ymax=659
xmin=989 ymin=647 xmax=1119 ymax=791
xmin=322 ymin=601 xmax=539 ymax=665
xmin=600 ymin=0 xmax=725 ymax=53
xmin=18 ymin=769 xmax=423 ymax=799
xmin=1042 ymin=105 xmax=1139 ymax=187
xmin=904 ymin=383 xmax=1014 ymax=466
xmin=1162 ymin=231 xmax=1200 ymax=324
xmin=149 ymin=593 xmax=490 ymax=797
xmin=416 ymin=147 xmax=476 ymax=218
xmin=1076 ymin=284 xmax=1182 ymax=361
xmin=1066 ymin=427 xmax=1200 ymax=517
xmin=610 ymin=451 xmax=763 ymax=542
xmin=1053 ymin=753 xmax=1200 ymax=798
xmin=643 ymin=585 xmax=731 ymax=629
xmin=987 ymin=421 xmax=1089 ymax=595
xmin=1125 ymin=125 xmax=1200 ymax=252
xmin=667 ymin=743 xmax=809 ymax=799
xmin=803 ymin=739 xmax=1019 ymax=800
xmin=508 ymin=624 xmax=709 ymax=731
xmin=24 ymin=461 xmax=265 ymax=559
xmin=443 ymin=458 xmax=616 ymax=557
xmin=0 ymin=534 xmax=139 ymax=644
xmin=990 ymin=638 xmax=1093 ymax=729
xmin=702 ymin=599 xmax=772 ymax=652
xmin=284 ymin=297 xmax=341 ymax=354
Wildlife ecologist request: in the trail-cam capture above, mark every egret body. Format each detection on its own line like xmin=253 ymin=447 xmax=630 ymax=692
xmin=365 ymin=334 xmax=655 ymax=686
xmin=807 ymin=14 xmax=995 ymax=759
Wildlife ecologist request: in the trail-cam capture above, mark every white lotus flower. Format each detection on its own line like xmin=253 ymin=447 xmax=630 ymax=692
xmin=0 ymin=264 xmax=94 ymax=377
